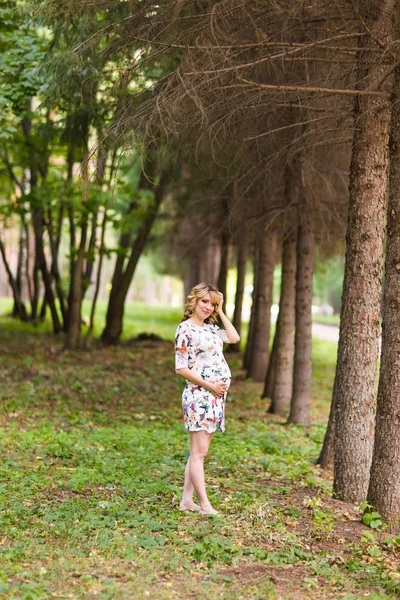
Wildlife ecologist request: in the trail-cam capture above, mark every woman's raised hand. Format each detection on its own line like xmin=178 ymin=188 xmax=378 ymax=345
xmin=217 ymin=292 xmax=224 ymax=314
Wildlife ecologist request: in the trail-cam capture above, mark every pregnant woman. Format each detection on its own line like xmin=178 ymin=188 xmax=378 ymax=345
xmin=175 ymin=283 xmax=240 ymax=515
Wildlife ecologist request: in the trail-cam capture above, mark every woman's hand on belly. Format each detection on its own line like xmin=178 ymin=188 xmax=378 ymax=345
xmin=206 ymin=380 xmax=228 ymax=398
xmin=176 ymin=367 xmax=227 ymax=398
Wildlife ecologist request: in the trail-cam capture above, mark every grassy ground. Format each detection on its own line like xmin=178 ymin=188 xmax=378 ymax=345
xmin=312 ymin=314 xmax=340 ymax=326
xmin=0 ymin=304 xmax=399 ymax=599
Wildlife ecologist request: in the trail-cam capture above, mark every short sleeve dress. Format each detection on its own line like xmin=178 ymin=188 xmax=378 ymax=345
xmin=175 ymin=320 xmax=231 ymax=433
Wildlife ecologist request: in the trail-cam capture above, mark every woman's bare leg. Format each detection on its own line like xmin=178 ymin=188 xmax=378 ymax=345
xmin=180 ymin=457 xmax=200 ymax=511
xmin=188 ymin=430 xmax=217 ymax=515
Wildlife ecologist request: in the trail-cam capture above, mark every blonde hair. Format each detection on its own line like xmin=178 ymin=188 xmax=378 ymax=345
xmin=183 ymin=282 xmax=221 ymax=324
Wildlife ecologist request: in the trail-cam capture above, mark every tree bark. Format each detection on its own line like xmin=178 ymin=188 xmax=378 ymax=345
xmin=184 ymin=256 xmax=201 ymax=300
xmin=317 ymin=395 xmax=336 ymax=470
xmin=39 ymin=292 xmax=47 ymax=321
xmin=12 ymin=222 xmax=25 ymax=318
xmin=230 ymin=230 xmax=247 ymax=353
xmin=0 ymin=237 xmax=27 ymax=320
xmin=288 ymin=211 xmax=314 ymax=425
xmin=23 ymin=220 xmax=33 ymax=310
xmin=65 ymin=144 xmax=76 ymax=332
xmin=269 ymin=232 xmax=296 ymax=414
xmin=367 ymin=40 xmax=400 ymax=527
xmin=246 ymin=227 xmax=278 ymax=382
xmin=217 ymin=225 xmax=230 ymax=310
xmin=101 ymin=170 xmax=168 ymax=345
xmin=31 ymin=258 xmax=40 ymax=321
xmin=32 ymin=206 xmax=61 ymax=333
xmin=262 ymin=308 xmax=280 ymax=399
xmin=46 ymin=205 xmax=67 ymax=329
xmin=333 ymin=1 xmax=395 ymax=503
xmin=66 ymin=144 xmax=89 ymax=349
xmin=82 ymin=208 xmax=98 ymax=300
xmin=85 ymin=206 xmax=108 ymax=348
xmin=66 ymin=216 xmax=88 ymax=348
xmin=243 ymin=245 xmax=259 ymax=371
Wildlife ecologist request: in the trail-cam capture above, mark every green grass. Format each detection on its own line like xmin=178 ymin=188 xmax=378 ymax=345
xmin=312 ymin=314 xmax=340 ymax=326
xmin=0 ymin=307 xmax=398 ymax=599
xmin=0 ymin=297 xmax=183 ymax=341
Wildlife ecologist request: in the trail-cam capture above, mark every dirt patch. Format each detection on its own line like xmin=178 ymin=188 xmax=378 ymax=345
xmin=223 ymin=563 xmax=315 ymax=599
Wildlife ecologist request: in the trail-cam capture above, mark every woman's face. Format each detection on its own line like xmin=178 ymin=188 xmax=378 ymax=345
xmin=194 ymin=293 xmax=217 ymax=321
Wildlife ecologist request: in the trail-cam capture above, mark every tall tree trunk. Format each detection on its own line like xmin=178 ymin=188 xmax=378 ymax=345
xmin=217 ymin=225 xmax=230 ymax=309
xmin=85 ymin=206 xmax=108 ymax=348
xmin=39 ymin=292 xmax=47 ymax=321
xmin=243 ymin=245 xmax=259 ymax=371
xmin=262 ymin=309 xmax=280 ymax=399
xmin=23 ymin=220 xmax=33 ymax=310
xmin=32 ymin=206 xmax=61 ymax=333
xmin=66 ymin=145 xmax=89 ymax=349
xmin=230 ymin=230 xmax=247 ymax=353
xmin=247 ymin=227 xmax=278 ymax=382
xmin=21 ymin=109 xmax=40 ymax=321
xmin=184 ymin=256 xmax=201 ymax=300
xmin=198 ymin=215 xmax=221 ymax=284
xmin=317 ymin=395 xmax=336 ymax=470
xmin=288 ymin=211 xmax=314 ymax=425
xmin=0 ymin=237 xmax=27 ymax=320
xmin=101 ymin=171 xmax=168 ymax=345
xmin=269 ymin=232 xmax=297 ymax=414
xmin=82 ymin=136 xmax=107 ymax=303
xmin=31 ymin=260 xmax=40 ymax=321
xmin=82 ymin=208 xmax=98 ymax=300
xmin=65 ymin=144 xmax=76 ymax=332
xmin=333 ymin=1 xmax=395 ymax=503
xmin=46 ymin=206 xmax=67 ymax=329
xmin=367 ymin=40 xmax=400 ymax=526
xmin=12 ymin=222 xmax=25 ymax=317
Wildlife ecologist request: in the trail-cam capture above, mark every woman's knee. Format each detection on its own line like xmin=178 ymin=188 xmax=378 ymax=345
xmin=190 ymin=431 xmax=212 ymax=459
xmin=190 ymin=438 xmax=210 ymax=460
xmin=191 ymin=445 xmax=208 ymax=460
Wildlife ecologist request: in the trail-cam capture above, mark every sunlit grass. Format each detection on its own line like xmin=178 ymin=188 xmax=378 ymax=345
xmin=0 ymin=307 xmax=398 ymax=599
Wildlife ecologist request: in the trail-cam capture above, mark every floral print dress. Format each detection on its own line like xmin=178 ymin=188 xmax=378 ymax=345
xmin=175 ymin=320 xmax=231 ymax=433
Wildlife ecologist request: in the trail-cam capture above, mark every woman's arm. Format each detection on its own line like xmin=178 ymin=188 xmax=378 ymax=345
xmin=175 ymin=367 xmax=227 ymax=397
xmin=217 ymin=294 xmax=240 ymax=344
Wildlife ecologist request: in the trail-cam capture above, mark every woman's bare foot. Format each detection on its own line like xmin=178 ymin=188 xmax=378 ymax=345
xmin=179 ymin=500 xmax=201 ymax=512
xmin=199 ymin=503 xmax=218 ymax=515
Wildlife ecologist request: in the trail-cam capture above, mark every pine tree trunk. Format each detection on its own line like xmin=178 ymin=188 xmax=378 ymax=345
xmin=217 ymin=226 xmax=230 ymax=308
xmin=333 ymin=2 xmax=395 ymax=503
xmin=23 ymin=220 xmax=33 ymax=310
xmin=198 ymin=217 xmax=221 ymax=284
xmin=31 ymin=260 xmax=40 ymax=321
xmin=64 ymin=144 xmax=75 ymax=331
xmin=39 ymin=292 xmax=47 ymax=321
xmin=85 ymin=207 xmax=108 ymax=348
xmin=66 ymin=218 xmax=88 ymax=348
xmin=243 ymin=245 xmax=259 ymax=371
xmin=0 ymin=238 xmax=27 ymax=320
xmin=247 ymin=227 xmax=278 ymax=382
xmin=367 ymin=42 xmax=400 ymax=526
xmin=184 ymin=256 xmax=201 ymax=299
xmin=47 ymin=206 xmax=67 ymax=329
xmin=32 ymin=206 xmax=61 ymax=334
xmin=82 ymin=208 xmax=98 ymax=300
xmin=269 ymin=233 xmax=297 ymax=414
xmin=12 ymin=223 xmax=25 ymax=318
xmin=317 ymin=394 xmax=336 ymax=470
xmin=66 ymin=143 xmax=90 ymax=349
xmin=262 ymin=309 xmax=280 ymax=399
xmin=288 ymin=213 xmax=314 ymax=425
xmin=230 ymin=231 xmax=247 ymax=353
